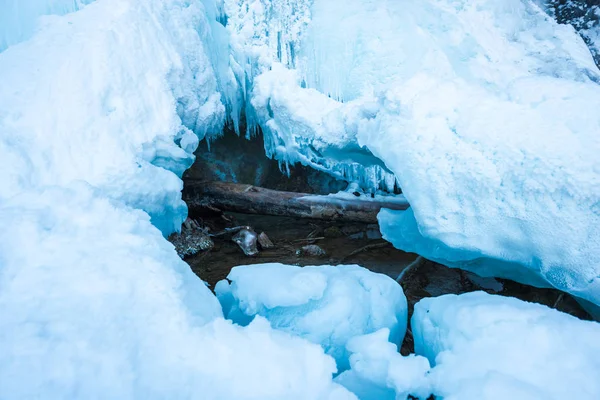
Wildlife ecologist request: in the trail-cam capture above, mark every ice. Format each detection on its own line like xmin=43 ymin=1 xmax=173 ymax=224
xmin=0 ymin=0 xmax=226 ymax=234
xmin=216 ymin=263 xmax=408 ymax=371
xmin=224 ymin=0 xmax=600 ymax=306
xmin=335 ymin=329 xmax=432 ymax=400
xmin=0 ymin=187 xmax=359 ymax=399
xmin=0 ymin=0 xmax=95 ymax=52
xmin=0 ymin=1 xmax=357 ymax=398
xmin=3 ymin=0 xmax=600 ymax=397
xmin=412 ymin=292 xmax=600 ymax=399
xmin=250 ymin=64 xmax=398 ymax=191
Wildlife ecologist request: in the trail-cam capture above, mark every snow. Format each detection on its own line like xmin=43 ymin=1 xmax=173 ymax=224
xmin=0 ymin=1 xmax=355 ymax=398
xmin=223 ymin=0 xmax=600 ymax=306
xmin=0 ymin=186 xmax=358 ymax=399
xmin=216 ymin=263 xmax=408 ymax=371
xmin=0 ymin=0 xmax=225 ymax=234
xmin=0 ymin=0 xmax=95 ymax=52
xmin=335 ymin=329 xmax=431 ymax=400
xmin=412 ymin=291 xmax=600 ymax=399
xmin=250 ymin=64 xmax=397 ymax=191
xmin=3 ymin=0 xmax=600 ymax=397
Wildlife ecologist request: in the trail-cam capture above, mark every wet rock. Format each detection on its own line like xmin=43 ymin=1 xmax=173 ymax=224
xmin=257 ymin=232 xmax=274 ymax=249
xmin=296 ymin=244 xmax=327 ymax=258
xmin=232 ymin=228 xmax=259 ymax=256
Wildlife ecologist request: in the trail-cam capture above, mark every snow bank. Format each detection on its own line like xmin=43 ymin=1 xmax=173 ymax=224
xmin=335 ymin=329 xmax=431 ymax=400
xmin=412 ymin=292 xmax=600 ymax=399
xmin=366 ymin=0 xmax=600 ymax=300
xmin=0 ymin=1 xmax=356 ymax=398
xmin=0 ymin=0 xmax=225 ymax=234
xmin=224 ymin=0 xmax=600 ymax=306
xmin=0 ymin=0 xmax=95 ymax=52
xmin=0 ymin=187 xmax=356 ymax=399
xmin=216 ymin=263 xmax=408 ymax=371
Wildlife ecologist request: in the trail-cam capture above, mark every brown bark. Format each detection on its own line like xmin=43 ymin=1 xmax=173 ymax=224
xmin=183 ymin=181 xmax=410 ymax=223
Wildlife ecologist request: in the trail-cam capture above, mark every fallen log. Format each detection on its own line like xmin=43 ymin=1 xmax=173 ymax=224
xmin=183 ymin=181 xmax=410 ymax=223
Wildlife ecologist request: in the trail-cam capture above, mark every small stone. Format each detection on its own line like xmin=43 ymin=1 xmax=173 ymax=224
xmin=297 ymin=244 xmax=327 ymax=258
xmin=258 ymin=232 xmax=274 ymax=249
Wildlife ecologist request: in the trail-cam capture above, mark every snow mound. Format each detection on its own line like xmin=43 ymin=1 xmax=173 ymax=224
xmin=0 ymin=0 xmax=95 ymax=52
xmin=216 ymin=263 xmax=408 ymax=371
xmin=224 ymin=0 xmax=600 ymax=306
xmin=0 ymin=0 xmax=225 ymax=234
xmin=335 ymin=329 xmax=431 ymax=400
xmin=0 ymin=187 xmax=356 ymax=399
xmin=412 ymin=292 xmax=600 ymax=399
xmin=367 ymin=0 xmax=600 ymax=300
xmin=0 ymin=1 xmax=357 ymax=398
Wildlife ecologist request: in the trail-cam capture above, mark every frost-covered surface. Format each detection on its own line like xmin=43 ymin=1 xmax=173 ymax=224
xmin=0 ymin=0 xmax=225 ymax=234
xmin=0 ymin=1 xmax=357 ymax=398
xmin=0 ymin=0 xmax=95 ymax=51
xmin=0 ymin=187 xmax=357 ymax=399
xmin=216 ymin=263 xmax=408 ymax=371
xmin=224 ymin=0 xmax=600 ymax=306
xmin=412 ymin=292 xmax=600 ymax=399
xmin=222 ymin=0 xmax=398 ymax=190
xmin=3 ymin=0 xmax=600 ymax=397
xmin=335 ymin=329 xmax=431 ymax=400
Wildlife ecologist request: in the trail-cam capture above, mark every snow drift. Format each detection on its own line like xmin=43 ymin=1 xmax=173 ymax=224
xmin=335 ymin=329 xmax=432 ymax=400
xmin=0 ymin=187 xmax=354 ymax=399
xmin=2 ymin=0 xmax=600 ymax=397
xmin=222 ymin=0 xmax=600 ymax=305
xmin=0 ymin=0 xmax=95 ymax=51
xmin=0 ymin=0 xmax=226 ymax=234
xmin=0 ymin=1 xmax=354 ymax=398
xmin=216 ymin=263 xmax=407 ymax=371
xmin=412 ymin=292 xmax=600 ymax=399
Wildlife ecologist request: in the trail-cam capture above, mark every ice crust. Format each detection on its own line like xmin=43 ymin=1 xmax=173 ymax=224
xmin=0 ymin=0 xmax=95 ymax=51
xmin=412 ymin=291 xmax=600 ymax=399
xmin=0 ymin=187 xmax=359 ymax=399
xmin=0 ymin=0 xmax=226 ymax=234
xmin=3 ymin=0 xmax=600 ymax=397
xmin=0 ymin=1 xmax=355 ymax=398
xmin=216 ymin=263 xmax=408 ymax=371
xmin=335 ymin=329 xmax=432 ymax=400
xmin=223 ymin=0 xmax=600 ymax=305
